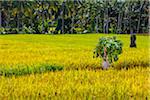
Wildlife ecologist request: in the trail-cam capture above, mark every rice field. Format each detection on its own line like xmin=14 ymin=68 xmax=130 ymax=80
xmin=0 ymin=34 xmax=149 ymax=99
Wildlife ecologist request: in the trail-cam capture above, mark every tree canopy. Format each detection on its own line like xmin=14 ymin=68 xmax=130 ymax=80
xmin=0 ymin=0 xmax=149 ymax=34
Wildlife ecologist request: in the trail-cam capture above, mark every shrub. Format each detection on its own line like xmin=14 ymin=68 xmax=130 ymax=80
xmin=0 ymin=27 xmax=6 ymax=34
xmin=22 ymin=26 xmax=35 ymax=34
xmin=93 ymin=36 xmax=123 ymax=69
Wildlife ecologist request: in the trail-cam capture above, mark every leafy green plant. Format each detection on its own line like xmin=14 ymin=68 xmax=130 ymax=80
xmin=22 ymin=26 xmax=35 ymax=34
xmin=0 ymin=28 xmax=19 ymax=34
xmin=0 ymin=64 xmax=63 ymax=77
xmin=93 ymin=36 xmax=123 ymax=69
xmin=0 ymin=28 xmax=6 ymax=34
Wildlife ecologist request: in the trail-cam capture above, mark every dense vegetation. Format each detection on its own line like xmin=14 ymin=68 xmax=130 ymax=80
xmin=0 ymin=0 xmax=149 ymax=99
xmin=0 ymin=68 xmax=149 ymax=99
xmin=0 ymin=0 xmax=149 ymax=34
xmin=0 ymin=34 xmax=149 ymax=99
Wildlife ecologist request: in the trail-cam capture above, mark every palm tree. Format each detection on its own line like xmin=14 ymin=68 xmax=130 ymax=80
xmin=1 ymin=0 xmax=149 ymax=34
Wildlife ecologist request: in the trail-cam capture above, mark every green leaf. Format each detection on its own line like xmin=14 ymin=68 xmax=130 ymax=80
xmin=93 ymin=36 xmax=123 ymax=65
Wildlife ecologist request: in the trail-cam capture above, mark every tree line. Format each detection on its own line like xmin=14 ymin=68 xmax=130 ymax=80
xmin=0 ymin=0 xmax=149 ymax=34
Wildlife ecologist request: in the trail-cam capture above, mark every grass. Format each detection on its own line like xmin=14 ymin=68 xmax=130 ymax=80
xmin=0 ymin=34 xmax=149 ymax=70
xmin=0 ymin=34 xmax=149 ymax=99
xmin=0 ymin=68 xmax=149 ymax=99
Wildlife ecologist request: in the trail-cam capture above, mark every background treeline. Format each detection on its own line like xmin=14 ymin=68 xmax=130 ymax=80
xmin=0 ymin=0 xmax=149 ymax=34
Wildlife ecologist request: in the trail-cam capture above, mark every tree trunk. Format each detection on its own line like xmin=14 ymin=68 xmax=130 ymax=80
xmin=117 ymin=12 xmax=122 ymax=34
xmin=102 ymin=47 xmax=109 ymax=70
xmin=62 ymin=13 xmax=64 ymax=34
xmin=102 ymin=61 xmax=109 ymax=70
xmin=103 ymin=17 xmax=105 ymax=33
xmin=106 ymin=8 xmax=109 ymax=34
xmin=71 ymin=3 xmax=74 ymax=34
xmin=103 ymin=1 xmax=109 ymax=34
xmin=61 ymin=1 xmax=65 ymax=34
xmin=103 ymin=8 xmax=106 ymax=33
xmin=42 ymin=1 xmax=44 ymax=34
xmin=129 ymin=16 xmax=132 ymax=34
xmin=137 ymin=1 xmax=144 ymax=34
xmin=30 ymin=2 xmax=33 ymax=33
xmin=137 ymin=16 xmax=141 ymax=34
xmin=96 ymin=16 xmax=99 ymax=33
xmin=103 ymin=1 xmax=106 ymax=33
xmin=71 ymin=16 xmax=74 ymax=34
xmin=17 ymin=1 xmax=20 ymax=29
xmin=7 ymin=3 xmax=10 ymax=28
xmin=0 ymin=1 xmax=1 ymax=28
xmin=21 ymin=2 xmax=24 ymax=29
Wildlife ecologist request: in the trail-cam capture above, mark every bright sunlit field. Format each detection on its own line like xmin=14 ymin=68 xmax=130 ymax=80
xmin=0 ymin=34 xmax=149 ymax=99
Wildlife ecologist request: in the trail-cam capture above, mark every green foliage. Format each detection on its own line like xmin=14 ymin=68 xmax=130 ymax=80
xmin=94 ymin=36 xmax=123 ymax=64
xmin=22 ymin=26 xmax=35 ymax=34
xmin=1 ymin=0 xmax=149 ymax=34
xmin=0 ymin=64 xmax=63 ymax=77
xmin=0 ymin=28 xmax=6 ymax=34
xmin=0 ymin=28 xmax=19 ymax=34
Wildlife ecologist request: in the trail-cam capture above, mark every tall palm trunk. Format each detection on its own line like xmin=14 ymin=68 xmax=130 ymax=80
xmin=137 ymin=1 xmax=144 ymax=34
xmin=0 ymin=1 xmax=1 ymax=28
xmin=21 ymin=1 xmax=24 ymax=30
xmin=103 ymin=6 xmax=106 ymax=33
xmin=7 ymin=3 xmax=10 ymax=28
xmin=61 ymin=1 xmax=65 ymax=34
xmin=17 ymin=1 xmax=21 ymax=29
xmin=62 ymin=13 xmax=64 ymax=34
xmin=71 ymin=2 xmax=74 ymax=34
xmin=106 ymin=8 xmax=109 ymax=33
xmin=71 ymin=15 xmax=74 ymax=33
xmin=117 ymin=12 xmax=122 ymax=34
xmin=96 ymin=15 xmax=99 ymax=33
xmin=103 ymin=1 xmax=109 ymax=34
xmin=42 ymin=1 xmax=44 ymax=34
xmin=129 ymin=14 xmax=132 ymax=34
xmin=30 ymin=2 xmax=33 ymax=32
xmin=137 ymin=15 xmax=141 ymax=34
xmin=129 ymin=2 xmax=132 ymax=34
xmin=106 ymin=7 xmax=109 ymax=34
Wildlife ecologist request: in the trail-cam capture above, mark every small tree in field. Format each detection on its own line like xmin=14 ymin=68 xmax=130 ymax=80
xmin=93 ymin=36 xmax=123 ymax=69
